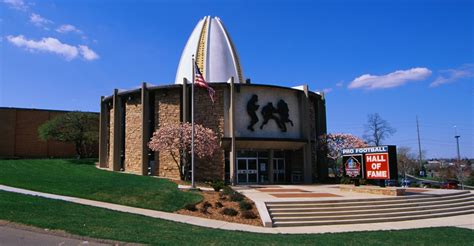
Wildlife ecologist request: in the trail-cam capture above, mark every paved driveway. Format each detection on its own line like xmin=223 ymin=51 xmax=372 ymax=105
xmin=0 ymin=221 xmax=131 ymax=246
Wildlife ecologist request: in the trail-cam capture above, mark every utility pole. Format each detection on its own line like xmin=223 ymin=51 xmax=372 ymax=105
xmin=416 ymin=116 xmax=423 ymax=176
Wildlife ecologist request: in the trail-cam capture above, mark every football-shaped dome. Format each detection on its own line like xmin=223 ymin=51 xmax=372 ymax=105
xmin=175 ymin=16 xmax=245 ymax=84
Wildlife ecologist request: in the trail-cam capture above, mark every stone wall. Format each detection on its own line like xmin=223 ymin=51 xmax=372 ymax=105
xmin=155 ymin=89 xmax=181 ymax=179
xmin=107 ymin=107 xmax=114 ymax=169
xmin=194 ymin=86 xmax=225 ymax=181
xmin=124 ymin=97 xmax=143 ymax=174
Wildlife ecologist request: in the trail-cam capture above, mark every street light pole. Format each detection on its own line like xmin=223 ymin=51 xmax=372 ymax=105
xmin=454 ymin=126 xmax=461 ymax=163
xmin=416 ymin=116 xmax=423 ymax=176
xmin=454 ymin=126 xmax=462 ymax=190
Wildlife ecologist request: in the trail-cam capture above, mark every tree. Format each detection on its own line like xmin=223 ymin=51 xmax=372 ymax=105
xmin=148 ymin=123 xmax=219 ymax=180
xmin=38 ymin=112 xmax=99 ymax=158
xmin=363 ymin=113 xmax=396 ymax=146
xmin=454 ymin=159 xmax=471 ymax=190
xmin=397 ymin=146 xmax=417 ymax=178
xmin=319 ymin=133 xmax=367 ymax=177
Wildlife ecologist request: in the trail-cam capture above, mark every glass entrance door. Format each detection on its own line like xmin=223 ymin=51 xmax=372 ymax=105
xmin=237 ymin=158 xmax=258 ymax=184
xmin=273 ymin=158 xmax=285 ymax=183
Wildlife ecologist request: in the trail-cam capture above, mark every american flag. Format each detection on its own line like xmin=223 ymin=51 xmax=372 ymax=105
xmin=194 ymin=62 xmax=215 ymax=103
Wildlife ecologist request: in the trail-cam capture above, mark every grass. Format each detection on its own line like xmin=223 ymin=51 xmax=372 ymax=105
xmin=0 ymin=159 xmax=201 ymax=212
xmin=1 ymin=190 xmax=472 ymax=245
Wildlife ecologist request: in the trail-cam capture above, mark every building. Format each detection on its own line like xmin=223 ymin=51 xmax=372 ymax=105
xmin=0 ymin=107 xmax=99 ymax=158
xmin=98 ymin=16 xmax=328 ymax=184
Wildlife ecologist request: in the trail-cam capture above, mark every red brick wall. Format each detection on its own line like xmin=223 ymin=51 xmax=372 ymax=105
xmin=0 ymin=108 xmax=98 ymax=158
xmin=0 ymin=109 xmax=16 ymax=157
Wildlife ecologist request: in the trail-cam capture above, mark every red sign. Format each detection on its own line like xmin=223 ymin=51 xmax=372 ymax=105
xmin=365 ymin=153 xmax=390 ymax=180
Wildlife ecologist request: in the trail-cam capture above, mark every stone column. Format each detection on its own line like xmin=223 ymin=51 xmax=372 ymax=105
xmin=302 ymin=85 xmax=313 ymax=183
xmin=99 ymin=96 xmax=108 ymax=167
xmin=229 ymin=77 xmax=236 ymax=185
xmin=141 ymin=83 xmax=149 ymax=175
xmin=182 ymin=78 xmax=189 ymax=122
xmin=112 ymin=89 xmax=122 ymax=171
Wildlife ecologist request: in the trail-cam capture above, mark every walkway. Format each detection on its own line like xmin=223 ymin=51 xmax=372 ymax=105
xmin=0 ymin=184 xmax=472 ymax=234
xmin=234 ymin=184 xmax=466 ymax=202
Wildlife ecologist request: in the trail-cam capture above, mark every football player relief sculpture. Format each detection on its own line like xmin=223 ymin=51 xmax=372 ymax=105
xmin=246 ymin=94 xmax=294 ymax=132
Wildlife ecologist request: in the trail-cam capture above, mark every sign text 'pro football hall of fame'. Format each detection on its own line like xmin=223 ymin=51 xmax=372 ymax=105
xmin=341 ymin=146 xmax=398 ymax=182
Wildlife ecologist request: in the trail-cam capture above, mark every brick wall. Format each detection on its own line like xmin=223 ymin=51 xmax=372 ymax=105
xmin=124 ymin=97 xmax=143 ymax=174
xmin=0 ymin=108 xmax=95 ymax=158
xmin=155 ymin=89 xmax=181 ymax=179
xmin=0 ymin=109 xmax=16 ymax=157
xmin=193 ymin=86 xmax=225 ymax=181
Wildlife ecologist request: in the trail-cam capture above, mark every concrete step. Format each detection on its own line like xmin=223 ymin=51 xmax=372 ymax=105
xmin=272 ymin=209 xmax=474 ymax=227
xmin=266 ymin=190 xmax=471 ymax=206
xmin=270 ymin=200 xmax=474 ymax=217
xmin=266 ymin=192 xmax=472 ymax=209
xmin=268 ymin=196 xmax=474 ymax=213
xmin=271 ymin=204 xmax=474 ymax=222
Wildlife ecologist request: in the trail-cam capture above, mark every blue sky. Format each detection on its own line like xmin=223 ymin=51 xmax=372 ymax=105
xmin=1 ymin=0 xmax=473 ymax=158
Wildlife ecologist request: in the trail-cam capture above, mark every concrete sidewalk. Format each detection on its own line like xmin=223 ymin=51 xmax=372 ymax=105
xmin=0 ymin=184 xmax=472 ymax=234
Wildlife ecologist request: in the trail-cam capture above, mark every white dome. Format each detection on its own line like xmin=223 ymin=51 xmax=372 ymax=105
xmin=175 ymin=16 xmax=245 ymax=84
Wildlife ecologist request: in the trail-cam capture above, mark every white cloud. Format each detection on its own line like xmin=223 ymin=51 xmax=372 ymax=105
xmin=336 ymin=81 xmax=344 ymax=87
xmin=79 ymin=45 xmax=99 ymax=60
xmin=3 ymin=0 xmax=28 ymax=11
xmin=56 ymin=24 xmax=83 ymax=34
xmin=430 ymin=64 xmax=474 ymax=87
xmin=6 ymin=35 xmax=99 ymax=61
xmin=348 ymin=67 xmax=432 ymax=90
xmin=30 ymin=13 xmax=53 ymax=29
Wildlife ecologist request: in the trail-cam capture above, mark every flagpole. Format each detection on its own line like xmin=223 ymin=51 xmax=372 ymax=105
xmin=191 ymin=56 xmax=196 ymax=189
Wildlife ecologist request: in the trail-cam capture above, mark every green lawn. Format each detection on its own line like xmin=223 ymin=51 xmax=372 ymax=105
xmin=0 ymin=159 xmax=201 ymax=212
xmin=1 ymin=190 xmax=472 ymax=245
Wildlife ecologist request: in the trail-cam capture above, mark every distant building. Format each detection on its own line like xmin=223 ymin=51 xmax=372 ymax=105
xmin=0 ymin=107 xmax=98 ymax=158
xmin=98 ymin=16 xmax=328 ymax=184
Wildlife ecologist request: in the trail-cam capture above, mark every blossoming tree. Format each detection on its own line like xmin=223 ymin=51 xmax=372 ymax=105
xmin=148 ymin=122 xmax=219 ymax=180
xmin=319 ymin=133 xmax=367 ymax=177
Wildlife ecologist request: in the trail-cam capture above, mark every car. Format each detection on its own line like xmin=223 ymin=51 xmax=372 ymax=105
xmin=401 ymin=178 xmax=411 ymax=187
xmin=441 ymin=180 xmax=459 ymax=189
xmin=385 ymin=179 xmax=398 ymax=187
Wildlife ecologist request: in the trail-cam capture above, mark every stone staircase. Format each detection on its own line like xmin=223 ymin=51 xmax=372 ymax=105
xmin=266 ymin=191 xmax=474 ymax=227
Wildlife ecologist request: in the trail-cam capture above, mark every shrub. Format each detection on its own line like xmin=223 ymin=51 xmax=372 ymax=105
xmin=339 ymin=177 xmax=353 ymax=184
xmin=207 ymin=180 xmax=226 ymax=192
xmin=241 ymin=210 xmax=257 ymax=219
xmin=215 ymin=201 xmax=223 ymax=208
xmin=184 ymin=203 xmax=197 ymax=211
xmin=230 ymin=192 xmax=245 ymax=202
xmin=202 ymin=201 xmax=212 ymax=209
xmin=200 ymin=206 xmax=209 ymax=214
xmin=222 ymin=186 xmax=234 ymax=196
xmin=219 ymin=194 xmax=227 ymax=200
xmin=221 ymin=208 xmax=238 ymax=216
xmin=239 ymin=201 xmax=253 ymax=211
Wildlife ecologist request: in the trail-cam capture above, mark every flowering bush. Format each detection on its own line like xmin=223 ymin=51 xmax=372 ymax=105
xmin=319 ymin=133 xmax=367 ymax=177
xmin=148 ymin=122 xmax=219 ymax=180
